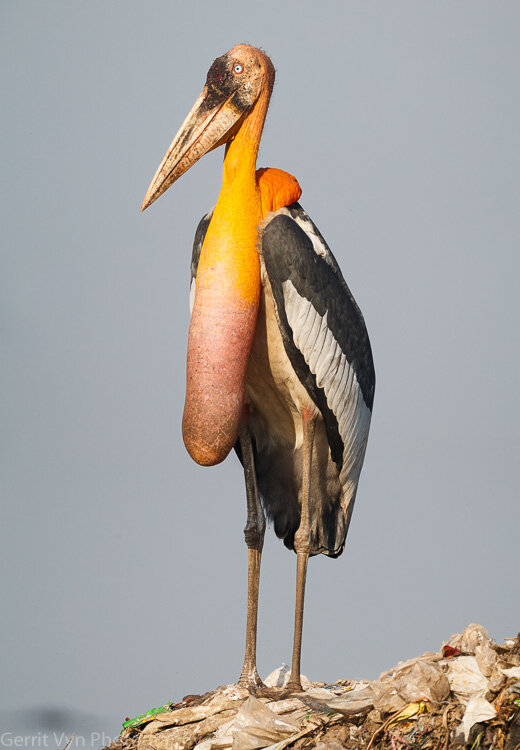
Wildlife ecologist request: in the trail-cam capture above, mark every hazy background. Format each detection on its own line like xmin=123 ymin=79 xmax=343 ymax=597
xmin=2 ymin=0 xmax=519 ymax=745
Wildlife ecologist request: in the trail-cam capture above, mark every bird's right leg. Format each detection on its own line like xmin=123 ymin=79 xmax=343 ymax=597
xmin=238 ymin=418 xmax=266 ymax=691
xmin=287 ymin=408 xmax=317 ymax=692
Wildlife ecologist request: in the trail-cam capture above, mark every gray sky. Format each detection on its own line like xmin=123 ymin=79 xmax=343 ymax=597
xmin=2 ymin=0 xmax=519 ymax=743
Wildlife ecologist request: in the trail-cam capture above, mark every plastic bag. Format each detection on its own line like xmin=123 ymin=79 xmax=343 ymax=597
xmin=303 ymin=684 xmax=375 ymax=715
xmin=446 ymin=656 xmax=489 ymax=704
xmin=263 ymin=665 xmax=311 ymax=689
xmin=370 ymin=681 xmax=406 ymax=714
xmin=231 ymin=695 xmax=299 ymax=750
xmin=447 ymin=623 xmax=490 ymax=654
xmin=141 ymin=687 xmax=247 ymax=734
xmin=387 ymin=660 xmax=450 ymax=703
xmin=461 ymin=695 xmax=496 ymax=741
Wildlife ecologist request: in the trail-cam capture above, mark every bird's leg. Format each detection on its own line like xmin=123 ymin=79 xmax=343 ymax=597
xmin=238 ymin=417 xmax=266 ymax=691
xmin=287 ymin=408 xmax=317 ymax=692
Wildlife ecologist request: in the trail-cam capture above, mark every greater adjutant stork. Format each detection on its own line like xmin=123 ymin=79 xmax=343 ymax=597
xmin=142 ymin=45 xmax=375 ymax=692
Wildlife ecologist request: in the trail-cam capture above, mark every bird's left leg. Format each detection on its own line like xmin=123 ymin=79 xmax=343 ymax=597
xmin=287 ymin=408 xmax=317 ymax=692
xmin=238 ymin=417 xmax=266 ymax=691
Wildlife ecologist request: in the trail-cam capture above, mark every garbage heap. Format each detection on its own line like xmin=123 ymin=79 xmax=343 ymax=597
xmin=108 ymin=624 xmax=520 ymax=750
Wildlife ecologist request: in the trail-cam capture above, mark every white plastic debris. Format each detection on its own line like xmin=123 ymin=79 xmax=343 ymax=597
xmin=501 ymin=666 xmax=520 ymax=678
xmin=461 ymin=695 xmax=497 ymax=741
xmin=264 ymin=664 xmax=291 ymax=688
xmin=366 ymin=651 xmax=450 ymax=711
xmin=268 ymin=698 xmax=308 ymax=715
xmin=231 ymin=695 xmax=300 ymax=749
xmin=446 ymin=656 xmax=489 ymax=704
xmin=193 ymin=696 xmax=310 ymax=750
xmin=263 ymin=664 xmax=312 ymax=689
xmin=140 ymin=686 xmax=247 ymax=736
xmin=304 ymin=683 xmax=375 ymax=715
xmin=389 ymin=660 xmax=450 ymax=703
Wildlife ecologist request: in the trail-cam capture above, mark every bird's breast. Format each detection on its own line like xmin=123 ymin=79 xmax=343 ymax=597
xmin=245 ymin=261 xmax=317 ymax=451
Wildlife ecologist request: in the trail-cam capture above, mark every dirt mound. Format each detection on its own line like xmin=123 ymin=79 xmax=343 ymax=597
xmin=105 ymin=625 xmax=520 ymax=749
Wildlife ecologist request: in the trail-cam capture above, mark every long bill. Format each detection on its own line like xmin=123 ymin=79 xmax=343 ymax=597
xmin=141 ymin=88 xmax=246 ymax=211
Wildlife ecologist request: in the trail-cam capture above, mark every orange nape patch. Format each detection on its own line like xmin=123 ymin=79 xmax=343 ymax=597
xmin=256 ymin=168 xmax=302 ymax=217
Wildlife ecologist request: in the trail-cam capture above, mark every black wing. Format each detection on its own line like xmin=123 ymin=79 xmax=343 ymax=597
xmin=261 ymin=203 xmax=375 ymax=532
xmin=189 ymin=210 xmax=213 ymax=310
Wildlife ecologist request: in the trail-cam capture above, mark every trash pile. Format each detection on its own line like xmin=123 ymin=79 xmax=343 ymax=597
xmin=107 ymin=625 xmax=520 ymax=749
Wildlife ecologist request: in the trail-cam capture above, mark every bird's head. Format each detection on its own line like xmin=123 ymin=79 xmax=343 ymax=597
xmin=141 ymin=45 xmax=275 ymax=211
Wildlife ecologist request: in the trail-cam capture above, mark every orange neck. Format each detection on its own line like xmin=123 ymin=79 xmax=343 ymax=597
xmin=222 ymin=81 xmax=272 ymax=183
xmin=196 ymin=83 xmax=273 ymax=304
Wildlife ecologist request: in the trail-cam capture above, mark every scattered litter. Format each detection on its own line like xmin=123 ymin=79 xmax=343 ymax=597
xmin=447 ymin=623 xmax=490 ymax=654
xmin=501 ymin=666 xmax=520 ymax=679
xmin=370 ymin=681 xmax=405 ymax=714
xmin=105 ymin=626 xmax=520 ymax=750
xmin=461 ymin=695 xmax=496 ymax=741
xmin=446 ymin=656 xmax=489 ymax=704
xmin=231 ymin=695 xmax=300 ymax=749
xmin=303 ymin=683 xmax=375 ymax=715
xmin=263 ymin=665 xmax=311 ymax=689
xmin=367 ymin=702 xmax=430 ymax=750
xmin=381 ymin=658 xmax=450 ymax=704
xmin=123 ymin=705 xmax=174 ymax=729
xmin=140 ymin=687 xmax=248 ymax=735
xmin=386 ymin=701 xmax=429 ymax=729
xmin=474 ymin=642 xmax=497 ymax=677
xmin=488 ymin=665 xmax=507 ymax=693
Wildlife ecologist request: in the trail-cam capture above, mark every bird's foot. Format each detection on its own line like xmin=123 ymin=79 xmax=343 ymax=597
xmin=285 ymin=680 xmax=304 ymax=693
xmin=237 ymin=667 xmax=266 ymax=695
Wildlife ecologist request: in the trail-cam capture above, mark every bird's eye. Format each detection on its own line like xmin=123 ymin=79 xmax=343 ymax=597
xmin=233 ymin=64 xmax=243 ymax=74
